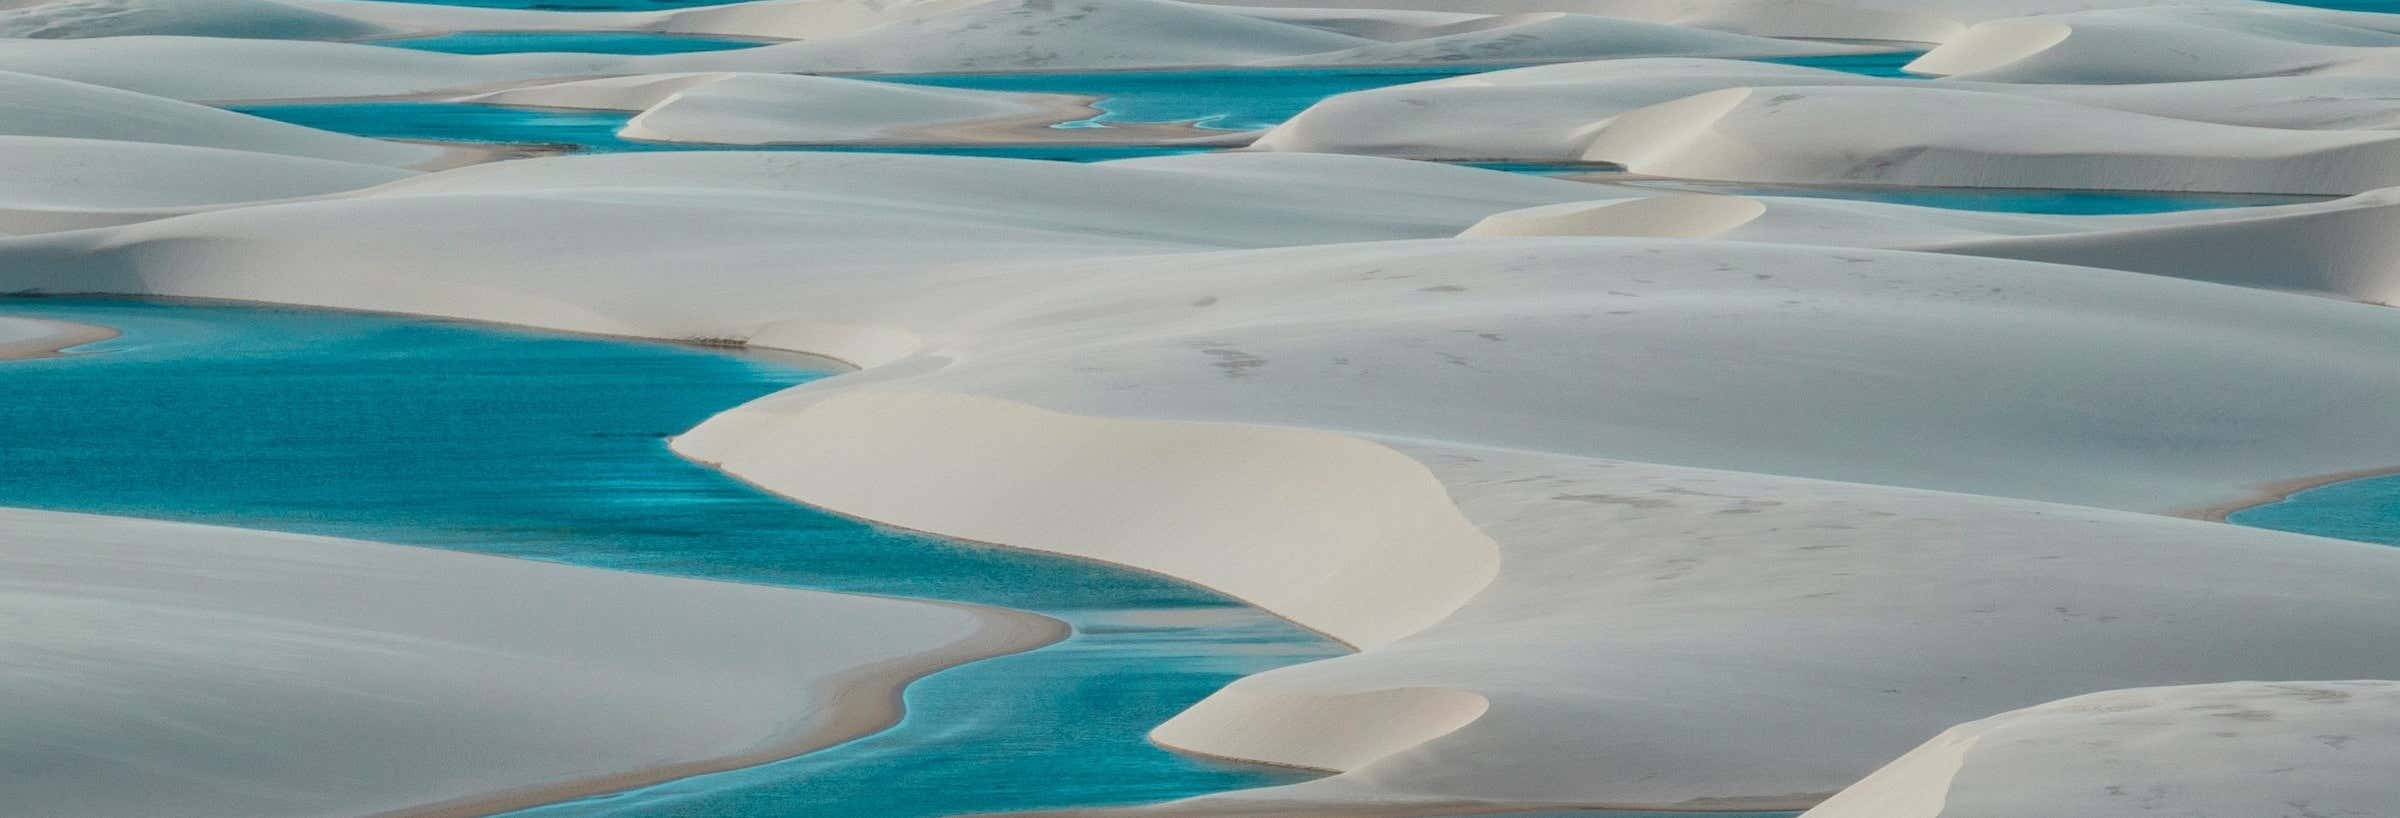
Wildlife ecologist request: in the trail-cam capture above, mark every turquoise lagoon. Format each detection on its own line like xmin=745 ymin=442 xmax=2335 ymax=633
xmin=0 ymin=297 xmax=1824 ymax=817
xmin=0 ymin=298 xmax=1334 ymax=816
xmin=2231 ymin=473 xmax=2400 ymax=547
xmin=370 ymin=31 xmax=768 ymax=54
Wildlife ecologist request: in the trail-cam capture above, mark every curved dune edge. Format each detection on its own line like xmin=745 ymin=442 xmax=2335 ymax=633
xmin=1150 ymin=685 xmax=1490 ymax=773
xmin=376 ymin=604 xmax=1067 ymax=818
xmin=673 ymin=389 xmax=1504 ymax=652
xmin=0 ymin=316 xmax=117 ymax=360
xmin=1458 ymin=194 xmax=1768 ymax=239
xmin=1798 ymin=681 xmax=2400 ymax=818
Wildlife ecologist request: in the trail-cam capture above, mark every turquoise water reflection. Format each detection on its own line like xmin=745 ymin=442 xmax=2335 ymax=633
xmin=370 ymin=31 xmax=768 ymax=54
xmin=0 ymin=298 xmax=1336 ymax=816
xmin=2230 ymin=473 xmax=2400 ymax=546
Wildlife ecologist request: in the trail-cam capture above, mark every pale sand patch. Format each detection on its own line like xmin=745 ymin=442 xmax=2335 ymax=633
xmin=0 ymin=315 xmax=116 ymax=360
xmin=2 ymin=507 xmax=1065 ymax=818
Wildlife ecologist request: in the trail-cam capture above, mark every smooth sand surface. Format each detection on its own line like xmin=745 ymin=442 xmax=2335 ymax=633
xmin=1255 ymin=57 xmax=2400 ymax=164
xmin=1458 ymin=186 xmax=2400 ymax=304
xmin=0 ymin=506 xmax=1062 ymax=818
xmin=0 ymin=315 xmax=114 ymax=359
xmin=8 ymin=1 xmax=2400 ymax=812
xmin=8 ymin=147 xmax=2400 ymax=812
xmin=1800 ymin=682 xmax=2400 ymax=818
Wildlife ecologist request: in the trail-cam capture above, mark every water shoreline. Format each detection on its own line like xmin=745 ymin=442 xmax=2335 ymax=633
xmin=379 ymin=602 xmax=1069 ymax=818
xmin=2176 ymin=465 xmax=2400 ymax=523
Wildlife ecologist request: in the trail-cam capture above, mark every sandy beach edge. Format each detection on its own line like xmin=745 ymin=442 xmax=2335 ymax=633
xmin=370 ymin=601 xmax=1068 ymax=818
xmin=0 ymin=317 xmax=118 ymax=361
xmin=991 ymin=791 xmax=1831 ymax=817
xmin=2173 ymin=465 xmax=2400 ymax=523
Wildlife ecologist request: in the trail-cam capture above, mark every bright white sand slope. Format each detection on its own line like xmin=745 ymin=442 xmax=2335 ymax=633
xmin=1911 ymin=6 xmax=2400 ymax=82
xmin=0 ymin=69 xmax=443 ymax=165
xmin=1579 ymin=85 xmax=2400 ymax=193
xmin=1460 ymin=188 xmax=2400 ymax=304
xmin=1802 ymin=681 xmax=2400 ymax=818
xmin=0 ymin=136 xmax=414 ymax=232
xmin=1255 ymin=58 xmax=2400 ymax=162
xmin=0 ymin=506 xmax=1060 ymax=818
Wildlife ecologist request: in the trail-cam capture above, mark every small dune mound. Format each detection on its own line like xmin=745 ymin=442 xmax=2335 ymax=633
xmin=1910 ymin=7 xmax=2400 ymax=83
xmin=1803 ymin=681 xmax=2400 ymax=818
xmin=1460 ymin=195 xmax=1769 ymax=239
xmin=1579 ymin=85 xmax=2400 ymax=194
xmin=0 ymin=0 xmax=395 ymax=40
xmin=1252 ymin=11 xmax=1862 ymax=66
xmin=0 ymin=69 xmax=440 ymax=166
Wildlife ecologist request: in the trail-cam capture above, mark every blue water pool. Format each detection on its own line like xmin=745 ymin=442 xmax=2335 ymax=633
xmin=2230 ymin=473 xmax=2400 ymax=546
xmin=369 ymin=31 xmax=769 ymax=54
xmin=0 ymin=297 xmax=1337 ymax=816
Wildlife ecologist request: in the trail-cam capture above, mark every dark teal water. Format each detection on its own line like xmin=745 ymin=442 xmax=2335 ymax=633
xmin=2231 ymin=474 xmax=2400 ymax=546
xmin=0 ymin=297 xmax=1337 ymax=816
xmin=369 ymin=31 xmax=768 ymax=54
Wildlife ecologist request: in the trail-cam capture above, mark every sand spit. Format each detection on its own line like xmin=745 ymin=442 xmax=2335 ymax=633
xmin=1800 ymin=681 xmax=2400 ymax=818
xmin=0 ymin=507 xmax=1062 ymax=818
xmin=462 ymin=71 xmax=1238 ymax=147
xmin=0 ymin=315 xmax=114 ymax=359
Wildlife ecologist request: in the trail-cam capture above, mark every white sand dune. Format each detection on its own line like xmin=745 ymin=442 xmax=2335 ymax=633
xmin=0 ymin=506 xmax=1060 ymax=818
xmin=1253 ymin=58 xmax=1891 ymax=160
xmin=465 ymin=72 xmax=1086 ymax=145
xmin=0 ymin=135 xmax=414 ymax=232
xmin=0 ymin=0 xmax=395 ymax=39
xmin=1911 ymin=6 xmax=2400 ymax=82
xmin=0 ymin=0 xmax=1872 ymax=98
xmin=1579 ymin=85 xmax=2400 ymax=194
xmin=1245 ymin=12 xmax=1869 ymax=66
xmin=659 ymin=235 xmax=2400 ymax=811
xmin=1802 ymin=681 xmax=2400 ymax=818
xmin=1460 ymin=187 xmax=2400 ymax=304
xmin=0 ymin=68 xmax=443 ymax=165
xmin=1255 ymin=57 xmax=2400 ymax=162
xmin=0 ymin=35 xmax=616 ymax=101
